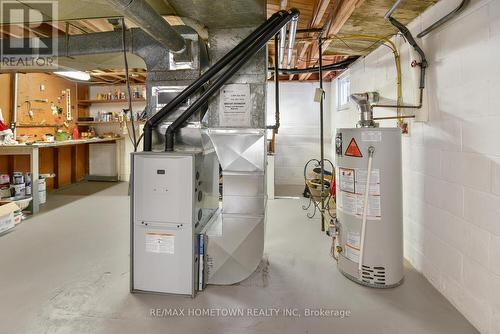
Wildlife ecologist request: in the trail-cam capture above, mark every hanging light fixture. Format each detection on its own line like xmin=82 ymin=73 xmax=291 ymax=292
xmin=54 ymin=71 xmax=91 ymax=81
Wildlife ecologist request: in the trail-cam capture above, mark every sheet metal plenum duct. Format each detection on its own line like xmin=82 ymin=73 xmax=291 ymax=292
xmin=201 ymin=10 xmax=297 ymax=285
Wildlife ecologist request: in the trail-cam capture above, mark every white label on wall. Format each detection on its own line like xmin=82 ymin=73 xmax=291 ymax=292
xmin=219 ymin=84 xmax=251 ymax=127
xmin=145 ymin=233 xmax=175 ymax=254
xmin=361 ymin=131 xmax=382 ymax=142
xmin=345 ymin=231 xmax=360 ymax=263
xmin=339 ymin=167 xmax=355 ymax=193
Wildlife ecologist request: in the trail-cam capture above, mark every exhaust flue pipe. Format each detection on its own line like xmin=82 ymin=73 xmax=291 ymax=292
xmin=107 ymin=0 xmax=186 ymax=53
xmin=279 ymin=25 xmax=287 ymax=65
xmin=286 ymin=16 xmax=298 ymax=67
xmin=351 ymin=92 xmax=379 ymax=127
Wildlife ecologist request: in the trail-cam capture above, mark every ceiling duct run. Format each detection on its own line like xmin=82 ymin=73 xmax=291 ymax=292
xmin=106 ymin=0 xmax=186 ymax=53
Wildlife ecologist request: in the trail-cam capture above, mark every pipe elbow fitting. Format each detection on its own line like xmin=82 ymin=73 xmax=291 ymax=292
xmin=289 ymin=8 xmax=300 ymax=17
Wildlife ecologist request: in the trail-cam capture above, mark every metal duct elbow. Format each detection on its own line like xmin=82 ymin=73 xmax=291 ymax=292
xmin=351 ymin=92 xmax=379 ymax=127
xmin=107 ymin=0 xmax=186 ymax=53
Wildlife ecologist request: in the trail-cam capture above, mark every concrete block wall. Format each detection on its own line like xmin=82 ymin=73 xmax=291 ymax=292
xmin=267 ymin=81 xmax=332 ymax=186
xmin=330 ymin=0 xmax=500 ymax=332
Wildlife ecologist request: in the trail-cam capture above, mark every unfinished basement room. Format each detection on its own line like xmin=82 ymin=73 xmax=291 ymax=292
xmin=0 ymin=0 xmax=499 ymax=333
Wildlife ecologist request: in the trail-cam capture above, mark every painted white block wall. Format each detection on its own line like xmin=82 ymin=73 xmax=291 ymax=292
xmin=267 ymin=81 xmax=332 ymax=186
xmin=330 ymin=0 xmax=500 ymax=332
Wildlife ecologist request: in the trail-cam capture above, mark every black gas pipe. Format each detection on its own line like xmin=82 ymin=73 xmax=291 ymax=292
xmin=164 ymin=9 xmax=300 ymax=152
xmin=143 ymin=10 xmax=292 ymax=151
xmin=268 ymin=57 xmax=358 ymax=75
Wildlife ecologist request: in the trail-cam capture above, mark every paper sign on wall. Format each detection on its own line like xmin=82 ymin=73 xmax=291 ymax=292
xmin=219 ymin=84 xmax=251 ymax=127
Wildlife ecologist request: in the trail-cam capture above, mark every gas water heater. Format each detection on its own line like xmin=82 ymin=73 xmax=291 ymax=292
xmin=335 ymin=95 xmax=403 ymax=288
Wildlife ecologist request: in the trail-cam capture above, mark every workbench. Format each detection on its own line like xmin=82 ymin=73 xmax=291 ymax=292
xmin=0 ymin=137 xmax=123 ymax=214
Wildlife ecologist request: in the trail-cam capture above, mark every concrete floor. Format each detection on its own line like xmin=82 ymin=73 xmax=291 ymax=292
xmin=0 ymin=182 xmax=478 ymax=334
xmin=275 ymin=184 xmax=304 ymax=197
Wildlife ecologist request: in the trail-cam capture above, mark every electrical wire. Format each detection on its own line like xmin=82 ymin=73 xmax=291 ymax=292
xmin=121 ymin=18 xmax=138 ymax=152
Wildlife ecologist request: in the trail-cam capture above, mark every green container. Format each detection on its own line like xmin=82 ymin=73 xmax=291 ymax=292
xmin=55 ymin=131 xmax=71 ymax=141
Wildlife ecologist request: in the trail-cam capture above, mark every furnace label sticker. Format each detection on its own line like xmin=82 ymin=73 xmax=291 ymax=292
xmin=219 ymin=84 xmax=251 ymax=127
xmin=361 ymin=131 xmax=382 ymax=142
xmin=338 ymin=168 xmax=355 ymax=193
xmin=145 ymin=233 xmax=175 ymax=254
xmin=345 ymin=231 xmax=360 ymax=263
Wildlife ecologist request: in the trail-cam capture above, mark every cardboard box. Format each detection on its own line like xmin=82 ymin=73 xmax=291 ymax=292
xmin=0 ymin=202 xmax=20 ymax=235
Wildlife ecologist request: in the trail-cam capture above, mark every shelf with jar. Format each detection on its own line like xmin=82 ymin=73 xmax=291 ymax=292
xmin=78 ymin=86 xmax=147 ymax=106
xmin=76 ymin=111 xmax=144 ymax=126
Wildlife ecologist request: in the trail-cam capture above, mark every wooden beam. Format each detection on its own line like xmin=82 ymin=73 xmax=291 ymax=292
xmin=76 ymin=20 xmax=100 ymax=33
xmin=299 ymin=0 xmax=364 ymax=81
xmin=91 ymin=70 xmax=125 ymax=82
xmin=82 ymin=19 xmax=113 ymax=32
xmin=292 ymin=0 xmax=331 ymax=80
xmin=0 ymin=24 xmax=29 ymax=38
xmin=311 ymin=0 xmax=333 ymax=28
xmin=165 ymin=15 xmax=184 ymax=26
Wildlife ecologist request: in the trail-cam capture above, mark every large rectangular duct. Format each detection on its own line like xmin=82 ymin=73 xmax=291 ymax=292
xmin=203 ymin=23 xmax=268 ymax=285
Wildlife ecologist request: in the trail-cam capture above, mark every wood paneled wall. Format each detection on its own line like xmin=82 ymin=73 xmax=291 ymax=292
xmin=1 ymin=73 xmax=91 ymax=191
xmin=16 ymin=73 xmax=78 ymax=140
xmin=0 ymin=74 xmax=12 ymax=123
xmin=0 ymin=74 xmax=13 ymax=173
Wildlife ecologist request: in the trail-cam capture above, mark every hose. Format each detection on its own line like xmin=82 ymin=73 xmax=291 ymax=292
xmin=268 ymin=57 xmax=358 ymax=74
xmin=358 ymin=146 xmax=375 ymax=273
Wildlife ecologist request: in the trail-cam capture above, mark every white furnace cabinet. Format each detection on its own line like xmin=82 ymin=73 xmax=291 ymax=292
xmin=131 ymin=151 xmax=218 ymax=296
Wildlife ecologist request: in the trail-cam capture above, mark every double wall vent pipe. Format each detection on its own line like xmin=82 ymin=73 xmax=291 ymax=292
xmin=107 ymin=0 xmax=186 ymax=53
xmin=350 ymin=92 xmax=380 ymax=127
xmin=277 ymin=13 xmax=298 ymax=67
xmin=279 ymin=26 xmax=287 ymax=65
xmin=286 ymin=16 xmax=298 ymax=67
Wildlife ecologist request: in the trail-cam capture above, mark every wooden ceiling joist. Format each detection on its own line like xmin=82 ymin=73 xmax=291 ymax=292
xmin=299 ymin=0 xmax=364 ymax=81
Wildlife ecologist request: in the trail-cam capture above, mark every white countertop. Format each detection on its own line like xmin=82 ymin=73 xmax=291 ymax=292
xmin=0 ymin=137 xmax=123 ymax=149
